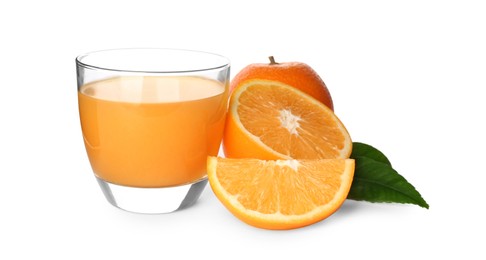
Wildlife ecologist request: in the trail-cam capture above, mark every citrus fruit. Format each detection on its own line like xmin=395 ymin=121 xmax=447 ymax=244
xmin=207 ymin=156 xmax=355 ymax=230
xmin=223 ymin=79 xmax=352 ymax=160
xmin=230 ymin=56 xmax=334 ymax=110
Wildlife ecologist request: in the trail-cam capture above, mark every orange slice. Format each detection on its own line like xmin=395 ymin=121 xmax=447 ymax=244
xmin=207 ymin=156 xmax=355 ymax=230
xmin=223 ymin=79 xmax=352 ymax=160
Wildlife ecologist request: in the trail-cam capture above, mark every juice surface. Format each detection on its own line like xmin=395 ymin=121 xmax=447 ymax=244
xmin=78 ymin=76 xmax=228 ymax=187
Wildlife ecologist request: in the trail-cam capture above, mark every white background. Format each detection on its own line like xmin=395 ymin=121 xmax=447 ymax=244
xmin=1 ymin=0 xmax=485 ymax=259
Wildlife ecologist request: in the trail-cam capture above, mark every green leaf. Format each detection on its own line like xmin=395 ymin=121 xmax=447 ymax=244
xmin=351 ymin=142 xmax=391 ymax=166
xmin=347 ymin=156 xmax=429 ymax=209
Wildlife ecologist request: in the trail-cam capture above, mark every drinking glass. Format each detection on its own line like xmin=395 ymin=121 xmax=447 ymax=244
xmin=76 ymin=48 xmax=230 ymax=213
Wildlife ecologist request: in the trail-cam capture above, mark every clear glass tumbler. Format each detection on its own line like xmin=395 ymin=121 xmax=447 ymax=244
xmin=76 ymin=48 xmax=230 ymax=213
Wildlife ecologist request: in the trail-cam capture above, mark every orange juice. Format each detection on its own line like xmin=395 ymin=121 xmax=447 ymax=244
xmin=78 ymin=76 xmax=228 ymax=187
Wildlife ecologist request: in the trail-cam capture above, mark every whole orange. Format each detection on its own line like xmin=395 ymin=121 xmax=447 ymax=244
xmin=230 ymin=56 xmax=334 ymax=110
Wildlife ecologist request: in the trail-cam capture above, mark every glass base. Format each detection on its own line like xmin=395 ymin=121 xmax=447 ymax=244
xmin=95 ymin=177 xmax=208 ymax=214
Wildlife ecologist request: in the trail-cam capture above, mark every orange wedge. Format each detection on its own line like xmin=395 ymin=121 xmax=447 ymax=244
xmin=223 ymin=79 xmax=352 ymax=160
xmin=207 ymin=156 xmax=355 ymax=230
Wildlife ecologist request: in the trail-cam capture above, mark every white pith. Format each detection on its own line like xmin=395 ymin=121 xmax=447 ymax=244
xmin=278 ymin=109 xmax=301 ymax=135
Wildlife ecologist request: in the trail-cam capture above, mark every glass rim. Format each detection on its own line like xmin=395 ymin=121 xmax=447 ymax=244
xmin=75 ymin=48 xmax=230 ymax=74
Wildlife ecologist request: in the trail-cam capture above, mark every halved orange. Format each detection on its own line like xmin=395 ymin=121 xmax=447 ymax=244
xmin=223 ymin=79 xmax=352 ymax=160
xmin=207 ymin=156 xmax=355 ymax=230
